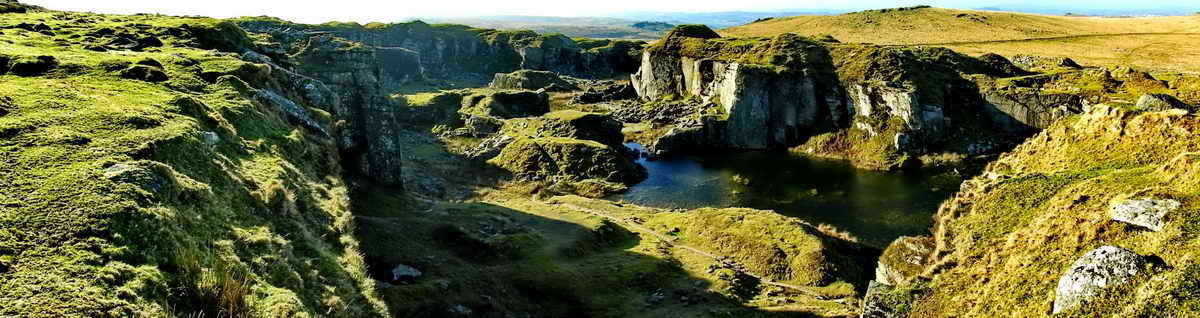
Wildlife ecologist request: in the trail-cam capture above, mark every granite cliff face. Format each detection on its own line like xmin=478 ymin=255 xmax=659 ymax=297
xmin=631 ymin=26 xmax=988 ymax=168
xmin=631 ymin=25 xmax=1200 ymax=169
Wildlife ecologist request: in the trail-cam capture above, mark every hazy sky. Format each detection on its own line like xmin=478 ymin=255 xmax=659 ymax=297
xmin=22 ymin=0 xmax=1200 ymax=23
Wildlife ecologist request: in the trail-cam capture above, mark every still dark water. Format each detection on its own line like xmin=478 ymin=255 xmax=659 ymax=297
xmin=611 ymin=143 xmax=962 ymax=248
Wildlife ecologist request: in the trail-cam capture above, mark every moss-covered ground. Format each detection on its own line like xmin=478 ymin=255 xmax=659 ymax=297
xmin=0 ymin=9 xmax=385 ymax=318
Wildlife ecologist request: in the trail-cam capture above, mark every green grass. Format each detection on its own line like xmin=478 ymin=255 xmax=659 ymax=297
xmin=897 ymin=106 xmax=1200 ymax=316
xmin=721 ymin=7 xmax=1200 ymax=72
xmin=0 ymin=9 xmax=385 ymax=317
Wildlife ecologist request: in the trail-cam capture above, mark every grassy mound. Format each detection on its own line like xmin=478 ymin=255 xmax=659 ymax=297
xmin=894 ymin=105 xmax=1200 ymax=316
xmin=0 ymin=10 xmax=384 ymax=317
xmin=488 ymin=137 xmax=645 ymax=187
xmin=501 ymin=110 xmax=626 ymax=148
xmin=644 ymin=208 xmax=874 ymax=287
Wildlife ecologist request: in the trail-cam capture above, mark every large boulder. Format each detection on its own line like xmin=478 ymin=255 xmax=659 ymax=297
xmin=1110 ymin=198 xmax=1181 ymax=232
xmin=1135 ymin=94 xmax=1193 ymax=113
xmin=390 ymin=264 xmax=423 ymax=284
xmin=982 ymin=90 xmax=1085 ymax=132
xmin=104 ymin=163 xmax=172 ymax=195
xmin=487 ymin=137 xmax=646 ymax=185
xmin=1053 ymin=246 xmax=1150 ymax=314
xmin=254 ymin=90 xmax=330 ymax=137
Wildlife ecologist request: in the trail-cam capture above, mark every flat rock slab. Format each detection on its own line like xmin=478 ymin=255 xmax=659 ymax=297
xmin=1111 ymin=198 xmax=1180 ymax=232
xmin=1053 ymin=245 xmax=1149 ymax=314
xmin=391 ymin=264 xmax=422 ymax=283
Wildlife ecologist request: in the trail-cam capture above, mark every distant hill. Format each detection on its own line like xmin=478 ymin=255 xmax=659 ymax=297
xmin=426 ymin=15 xmax=664 ymax=40
xmin=631 ymin=21 xmax=674 ymax=31
xmin=719 ymin=6 xmax=1200 ymax=72
xmin=609 ymin=10 xmax=832 ymax=29
xmin=424 ymin=11 xmax=829 ymax=40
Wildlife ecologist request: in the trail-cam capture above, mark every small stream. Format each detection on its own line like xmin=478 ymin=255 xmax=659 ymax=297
xmin=611 ymin=143 xmax=963 ymax=248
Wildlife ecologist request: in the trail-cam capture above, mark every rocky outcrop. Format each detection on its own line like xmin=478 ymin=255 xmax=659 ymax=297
xmin=631 ymin=26 xmax=983 ymax=163
xmin=489 ymin=70 xmax=578 ymax=91
xmin=103 ymin=162 xmax=172 ymax=195
xmin=860 ymin=281 xmax=901 ymax=318
xmin=1111 ymin=198 xmax=1180 ymax=232
xmin=1136 ymin=93 xmax=1193 ymax=113
xmin=289 ymin=34 xmax=406 ymax=186
xmin=237 ymin=19 xmax=643 ymax=81
xmin=1053 ymin=246 xmax=1150 ymax=314
xmin=982 ymin=89 xmax=1085 ymax=132
xmin=632 ymin=49 xmax=829 ymax=149
xmin=227 ymin=18 xmax=645 ymax=187
xmin=254 ymin=90 xmax=331 ymax=137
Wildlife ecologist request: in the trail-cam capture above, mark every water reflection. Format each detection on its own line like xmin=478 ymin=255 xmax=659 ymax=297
xmin=611 ymin=143 xmax=960 ymax=248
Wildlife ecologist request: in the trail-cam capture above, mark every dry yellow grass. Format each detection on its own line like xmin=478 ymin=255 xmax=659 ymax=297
xmin=721 ymin=7 xmax=1200 ymax=72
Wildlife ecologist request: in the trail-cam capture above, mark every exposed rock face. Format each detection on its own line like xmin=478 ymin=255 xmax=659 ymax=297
xmin=228 ymin=19 xmax=647 ymax=187
xmin=631 ymin=27 xmax=963 ymax=159
xmin=1111 ymin=198 xmax=1180 ymax=232
xmin=489 ymin=70 xmax=578 ymax=91
xmin=1136 ymin=94 xmax=1193 ymax=113
xmin=254 ymin=90 xmax=331 ymax=137
xmin=860 ymin=281 xmax=901 ymax=318
xmin=288 ymin=35 xmax=406 ymax=186
xmin=875 ymin=236 xmax=934 ymax=286
xmin=1053 ymin=246 xmax=1149 ymax=314
xmin=1011 ymin=54 xmax=1083 ymax=71
xmin=465 ymin=134 xmax=514 ymax=160
xmin=982 ymin=90 xmax=1085 ymax=132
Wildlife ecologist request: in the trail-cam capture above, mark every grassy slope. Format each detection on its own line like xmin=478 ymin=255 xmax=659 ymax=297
xmin=721 ymin=7 xmax=1200 ymax=72
xmin=899 ymin=106 xmax=1200 ymax=316
xmin=0 ymin=10 xmax=385 ymax=317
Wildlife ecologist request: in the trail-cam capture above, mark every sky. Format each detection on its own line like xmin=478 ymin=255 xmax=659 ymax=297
xmin=22 ymin=0 xmax=1200 ymax=24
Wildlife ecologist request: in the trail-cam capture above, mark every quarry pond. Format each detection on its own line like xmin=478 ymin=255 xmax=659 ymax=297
xmin=613 ymin=143 xmax=963 ymax=248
